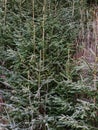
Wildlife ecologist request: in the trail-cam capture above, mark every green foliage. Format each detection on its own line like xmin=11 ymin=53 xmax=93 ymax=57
xmin=0 ymin=0 xmax=98 ymax=130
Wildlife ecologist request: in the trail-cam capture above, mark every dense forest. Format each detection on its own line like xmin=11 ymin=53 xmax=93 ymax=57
xmin=0 ymin=0 xmax=98 ymax=130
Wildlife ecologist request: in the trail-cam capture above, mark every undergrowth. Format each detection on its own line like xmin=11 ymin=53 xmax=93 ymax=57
xmin=0 ymin=0 xmax=98 ymax=130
